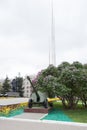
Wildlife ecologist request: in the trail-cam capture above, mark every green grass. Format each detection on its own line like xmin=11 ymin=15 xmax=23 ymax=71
xmin=53 ymin=101 xmax=87 ymax=123
xmin=64 ymin=109 xmax=87 ymax=123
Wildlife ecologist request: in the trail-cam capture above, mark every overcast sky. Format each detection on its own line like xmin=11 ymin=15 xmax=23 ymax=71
xmin=0 ymin=0 xmax=87 ymax=78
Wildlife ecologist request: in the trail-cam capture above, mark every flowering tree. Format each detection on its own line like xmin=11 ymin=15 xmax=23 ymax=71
xmin=40 ymin=75 xmax=58 ymax=98
xmin=33 ymin=61 xmax=87 ymax=109
xmin=57 ymin=66 xmax=81 ymax=109
xmin=33 ymin=65 xmax=58 ymax=98
xmin=57 ymin=61 xmax=87 ymax=108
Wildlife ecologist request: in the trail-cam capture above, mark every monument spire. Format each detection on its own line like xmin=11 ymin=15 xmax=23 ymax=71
xmin=49 ymin=0 xmax=56 ymax=66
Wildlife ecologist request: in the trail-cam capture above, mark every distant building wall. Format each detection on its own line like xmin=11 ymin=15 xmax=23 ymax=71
xmin=7 ymin=92 xmax=19 ymax=97
xmin=23 ymin=75 xmax=35 ymax=98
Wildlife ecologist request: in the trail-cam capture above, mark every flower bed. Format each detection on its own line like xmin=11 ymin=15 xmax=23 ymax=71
xmin=0 ymin=102 xmax=28 ymax=117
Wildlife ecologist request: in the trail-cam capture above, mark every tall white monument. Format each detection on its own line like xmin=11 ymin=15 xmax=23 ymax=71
xmin=49 ymin=0 xmax=56 ymax=66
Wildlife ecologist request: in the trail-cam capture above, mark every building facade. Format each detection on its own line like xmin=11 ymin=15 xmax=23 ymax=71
xmin=23 ymin=75 xmax=35 ymax=98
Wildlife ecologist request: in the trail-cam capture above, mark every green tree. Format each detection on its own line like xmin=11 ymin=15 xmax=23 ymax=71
xmin=71 ymin=61 xmax=83 ymax=69
xmin=0 ymin=83 xmax=3 ymax=93
xmin=57 ymin=61 xmax=70 ymax=78
xmin=41 ymin=75 xmax=58 ymax=97
xmin=15 ymin=76 xmax=24 ymax=97
xmin=78 ymin=69 xmax=87 ymax=108
xmin=34 ymin=61 xmax=87 ymax=109
xmin=83 ymin=63 xmax=87 ymax=69
xmin=2 ymin=77 xmax=11 ymax=93
xmin=43 ymin=64 xmax=58 ymax=77
xmin=56 ymin=61 xmax=87 ymax=109
xmin=57 ymin=66 xmax=81 ymax=109
xmin=34 ymin=65 xmax=58 ymax=98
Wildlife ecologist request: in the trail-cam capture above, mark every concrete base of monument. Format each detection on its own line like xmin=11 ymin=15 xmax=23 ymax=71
xmin=24 ymin=107 xmax=52 ymax=113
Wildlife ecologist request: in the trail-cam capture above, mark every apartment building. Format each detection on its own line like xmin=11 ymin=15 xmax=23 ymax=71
xmin=23 ymin=75 xmax=35 ymax=98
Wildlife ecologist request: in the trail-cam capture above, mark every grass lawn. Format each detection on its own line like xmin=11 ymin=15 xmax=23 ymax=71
xmin=53 ymin=101 xmax=87 ymax=123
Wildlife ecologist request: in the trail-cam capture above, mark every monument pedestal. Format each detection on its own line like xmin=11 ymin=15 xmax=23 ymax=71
xmin=24 ymin=107 xmax=51 ymax=113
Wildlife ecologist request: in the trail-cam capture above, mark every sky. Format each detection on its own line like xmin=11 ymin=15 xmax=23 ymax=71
xmin=0 ymin=0 xmax=87 ymax=79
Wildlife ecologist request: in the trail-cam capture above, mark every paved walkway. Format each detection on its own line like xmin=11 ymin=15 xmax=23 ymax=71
xmin=13 ymin=113 xmax=46 ymax=120
xmin=0 ymin=98 xmax=29 ymax=105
